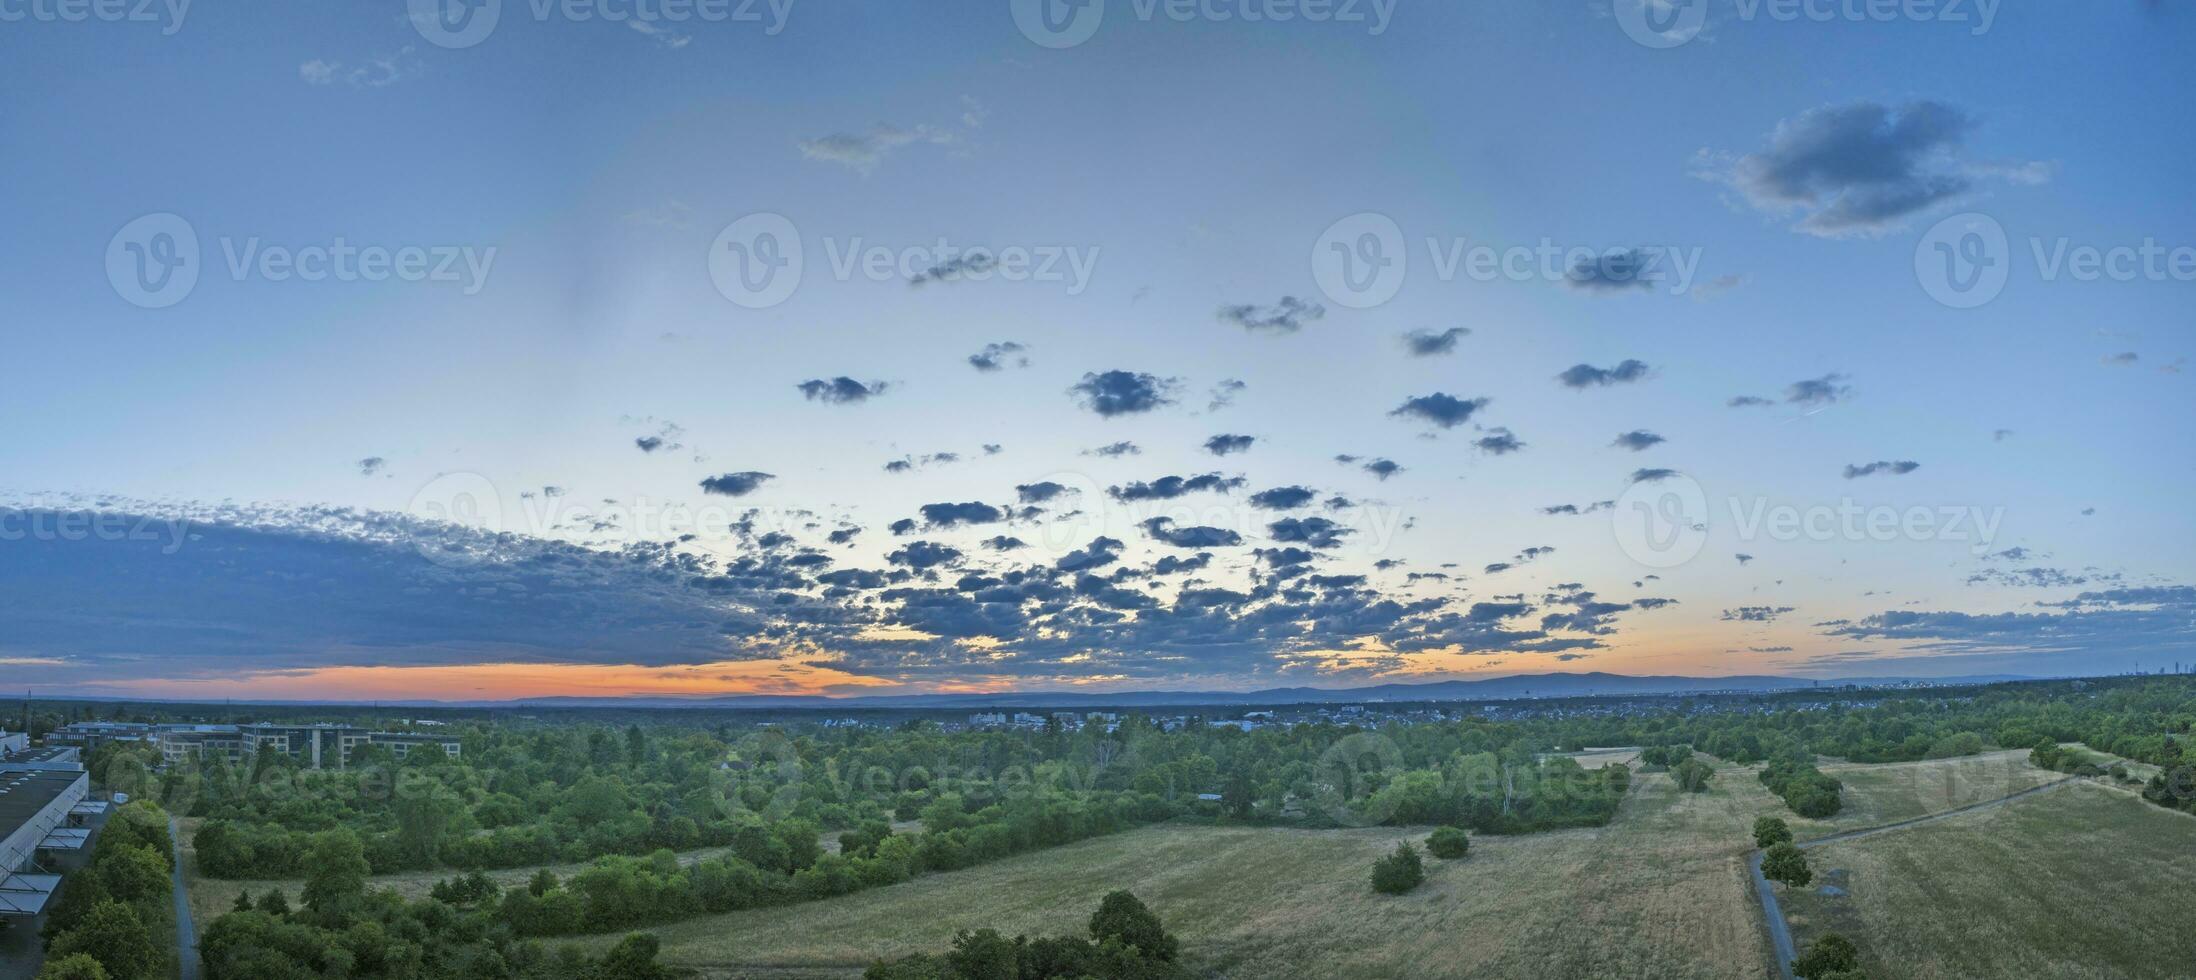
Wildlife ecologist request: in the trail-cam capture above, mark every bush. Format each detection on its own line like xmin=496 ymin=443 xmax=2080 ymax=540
xmin=1752 ymin=816 xmax=1792 ymax=849
xmin=1792 ymin=933 xmax=1860 ymax=979
xmin=1370 ymin=842 xmax=1425 ymax=895
xmin=1671 ymin=758 xmax=1716 ymax=793
xmin=1426 ymin=826 xmax=1470 ymax=859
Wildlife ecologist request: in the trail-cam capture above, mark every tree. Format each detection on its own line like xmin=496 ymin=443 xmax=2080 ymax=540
xmin=1671 ymin=758 xmax=1716 ymax=793
xmin=301 ymin=827 xmax=371 ymax=916
xmin=1791 ymin=933 xmax=1860 ymax=979
xmin=47 ymin=901 xmax=159 ymax=980
xmin=1370 ymin=842 xmax=1425 ymax=895
xmin=1088 ymin=890 xmax=1178 ymax=961
xmin=1426 ymin=826 xmax=1470 ymax=859
xmin=94 ymin=843 xmax=169 ymax=906
xmin=1761 ymin=842 xmax=1812 ymax=892
xmin=231 ymin=891 xmax=253 ymax=913
xmin=595 ymin=932 xmax=678 ymax=980
xmin=259 ymin=888 xmax=292 ymax=916
xmin=1752 ymin=816 xmax=1793 ymax=849
xmin=33 ymin=955 xmax=109 ymax=980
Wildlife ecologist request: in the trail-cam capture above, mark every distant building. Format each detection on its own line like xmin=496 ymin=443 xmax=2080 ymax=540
xmin=969 ymin=712 xmax=1007 ymax=727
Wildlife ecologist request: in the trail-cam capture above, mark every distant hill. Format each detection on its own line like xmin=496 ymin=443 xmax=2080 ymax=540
xmin=502 ymin=670 xmax=2033 ymax=711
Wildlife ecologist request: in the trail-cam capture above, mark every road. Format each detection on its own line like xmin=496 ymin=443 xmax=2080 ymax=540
xmin=169 ymin=816 xmax=199 ymax=980
xmin=1748 ymin=776 xmax=2079 ymax=980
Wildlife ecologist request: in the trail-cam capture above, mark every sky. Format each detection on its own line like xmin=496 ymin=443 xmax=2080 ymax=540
xmin=1 ymin=0 xmax=2192 ymax=701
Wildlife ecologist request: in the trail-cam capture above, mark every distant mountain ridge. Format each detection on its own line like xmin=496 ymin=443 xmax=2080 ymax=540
xmin=503 ymin=670 xmax=2034 ymax=710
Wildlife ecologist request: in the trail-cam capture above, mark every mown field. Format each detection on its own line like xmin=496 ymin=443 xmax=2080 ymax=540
xmin=564 ymin=761 xmax=1784 ymax=979
xmin=1779 ymin=780 xmax=2196 ymax=979
xmin=1797 ymin=749 xmax=2067 ymax=834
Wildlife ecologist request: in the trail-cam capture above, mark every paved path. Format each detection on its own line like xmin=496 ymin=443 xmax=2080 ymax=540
xmin=1748 ymin=776 xmax=2080 ymax=980
xmin=170 ymin=816 xmax=200 ymax=980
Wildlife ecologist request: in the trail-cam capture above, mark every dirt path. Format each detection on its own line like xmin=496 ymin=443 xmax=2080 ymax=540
xmin=171 ymin=816 xmax=199 ymax=980
xmin=1748 ymin=776 xmax=2079 ymax=979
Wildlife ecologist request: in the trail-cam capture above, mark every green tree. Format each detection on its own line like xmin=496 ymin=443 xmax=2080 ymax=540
xmin=1087 ymin=890 xmax=1178 ymax=961
xmin=1426 ymin=826 xmax=1470 ymax=859
xmin=301 ymin=827 xmax=371 ymax=916
xmin=33 ymin=954 xmax=110 ymax=980
xmin=595 ymin=932 xmax=678 ymax=980
xmin=1791 ymin=933 xmax=1860 ymax=979
xmin=1762 ymin=841 xmax=1812 ymax=892
xmin=1370 ymin=842 xmax=1425 ymax=895
xmin=1671 ymin=758 xmax=1716 ymax=792
xmin=47 ymin=901 xmax=159 ymax=980
xmin=1752 ymin=816 xmax=1793 ymax=849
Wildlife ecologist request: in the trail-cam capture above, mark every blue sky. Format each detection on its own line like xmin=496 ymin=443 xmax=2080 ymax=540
xmin=1 ymin=1 xmax=2192 ymax=699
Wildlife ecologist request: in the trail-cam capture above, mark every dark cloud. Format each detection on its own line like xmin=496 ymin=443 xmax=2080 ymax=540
xmin=1109 ymin=473 xmax=1245 ymax=502
xmin=1787 ymin=373 xmax=1853 ymax=406
xmin=1558 ymin=360 xmax=1651 ymax=389
xmin=1140 ymin=518 xmax=1245 ymax=549
xmin=1268 ymin=516 xmax=1352 ymax=549
xmin=1207 ymin=378 xmax=1248 ymax=412
xmin=1217 ymin=296 xmax=1325 ymax=333
xmin=700 ymin=472 xmax=775 ymax=497
xmin=1722 ymin=605 xmax=1795 ymax=622
xmin=1728 ymin=395 xmax=1776 ymax=408
xmin=1402 ymin=327 xmax=1468 ymax=356
xmin=909 ymin=251 xmax=999 ymax=285
xmin=980 ymin=536 xmax=1027 ymax=551
xmin=1055 ymin=536 xmax=1125 ymax=572
xmin=634 ymin=437 xmax=664 ymax=453
xmin=1843 ymin=460 xmax=1921 ymax=479
xmin=1069 ymin=370 xmax=1177 ymax=417
xmin=827 ymin=528 xmax=861 ymax=545
xmin=798 ymin=377 xmax=889 ymax=405
xmin=887 ymin=541 xmax=963 ymax=570
xmin=1015 ymin=482 xmax=1072 ymax=504
xmin=357 ymin=457 xmax=386 ymax=477
xmin=1542 ymin=500 xmax=1614 ymax=516
xmin=968 ymin=341 xmax=1030 ymax=372
xmin=919 ymin=502 xmax=1006 ymax=527
xmin=1629 ymin=468 xmax=1681 ymax=484
xmin=1713 ymin=100 xmax=2041 ymax=237
xmin=1389 ymin=393 xmax=1489 ymax=429
xmin=1204 ymin=434 xmax=1256 ymax=456
xmin=1563 ymin=249 xmax=1656 ymax=291
xmin=1475 ymin=429 xmax=1526 ymax=455
xmin=1249 ymin=486 xmax=1317 ymax=510
xmin=1611 ymin=430 xmax=1665 ymax=452
xmin=1084 ymin=441 xmax=1141 ymax=458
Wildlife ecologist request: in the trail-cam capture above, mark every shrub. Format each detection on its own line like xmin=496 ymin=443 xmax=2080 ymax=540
xmin=1792 ymin=933 xmax=1860 ymax=979
xmin=1370 ymin=842 xmax=1425 ymax=895
xmin=1752 ymin=816 xmax=1792 ymax=849
xmin=1426 ymin=826 xmax=1470 ymax=859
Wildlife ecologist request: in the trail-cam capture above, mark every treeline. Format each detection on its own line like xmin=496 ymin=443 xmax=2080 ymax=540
xmin=37 ymin=802 xmax=177 ymax=980
xmin=863 ymin=891 xmax=1191 ymax=980
xmin=500 ymin=789 xmax=1169 ymax=936
xmin=1758 ymin=752 xmax=1844 ymax=818
xmin=200 ymin=829 xmax=688 ymax=979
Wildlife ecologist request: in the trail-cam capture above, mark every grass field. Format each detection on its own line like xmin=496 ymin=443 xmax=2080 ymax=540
xmin=563 ymin=761 xmax=1785 ymax=979
xmin=1779 ymin=781 xmax=2196 ymax=979
xmin=1799 ymin=750 xmax=2067 ymax=835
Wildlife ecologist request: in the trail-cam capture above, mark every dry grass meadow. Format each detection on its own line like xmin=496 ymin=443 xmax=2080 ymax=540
xmin=1796 ymin=749 xmax=2068 ymax=834
xmin=1779 ymin=780 xmax=2196 ymax=979
xmin=562 ymin=761 xmax=1785 ymax=979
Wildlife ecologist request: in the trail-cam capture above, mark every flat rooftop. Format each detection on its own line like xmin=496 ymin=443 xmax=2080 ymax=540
xmin=0 ymin=770 xmax=86 ymax=837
